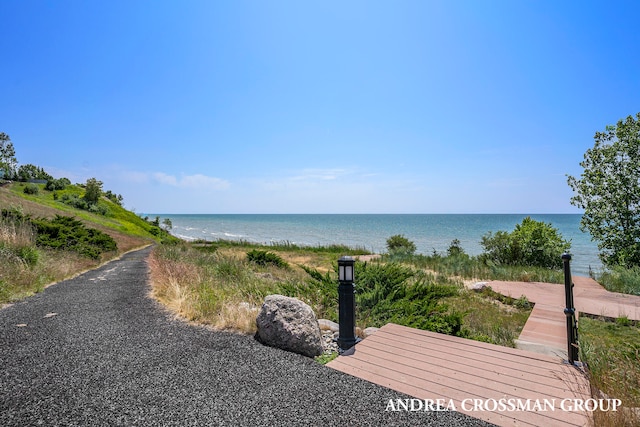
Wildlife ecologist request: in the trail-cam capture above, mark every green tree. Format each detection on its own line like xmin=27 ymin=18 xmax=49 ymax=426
xmin=104 ymin=190 xmax=123 ymax=206
xmin=83 ymin=178 xmax=103 ymax=205
xmin=45 ymin=177 xmax=71 ymax=191
xmin=447 ymin=239 xmax=466 ymax=257
xmin=0 ymin=132 xmax=17 ymax=179
xmin=23 ymin=183 xmax=40 ymax=195
xmin=386 ymin=234 xmax=416 ymax=257
xmin=481 ymin=217 xmax=571 ymax=269
xmin=17 ymin=164 xmax=53 ymax=182
xmin=567 ymin=112 xmax=640 ymax=268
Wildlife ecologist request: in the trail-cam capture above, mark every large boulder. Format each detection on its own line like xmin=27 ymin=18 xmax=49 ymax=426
xmin=255 ymin=295 xmax=323 ymax=357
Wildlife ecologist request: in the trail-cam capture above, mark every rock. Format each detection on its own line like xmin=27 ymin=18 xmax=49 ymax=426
xmin=256 ymin=272 xmax=277 ymax=281
xmin=255 ymin=295 xmax=323 ymax=358
xmin=317 ymin=319 xmax=339 ymax=332
xmin=363 ymin=327 xmax=380 ymax=338
xmin=472 ymin=281 xmax=489 ymax=291
xmin=238 ymin=302 xmax=258 ymax=312
xmin=321 ymin=331 xmax=339 ymax=354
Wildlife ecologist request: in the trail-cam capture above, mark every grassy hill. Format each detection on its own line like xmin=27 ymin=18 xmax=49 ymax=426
xmin=0 ymin=181 xmax=174 ymax=303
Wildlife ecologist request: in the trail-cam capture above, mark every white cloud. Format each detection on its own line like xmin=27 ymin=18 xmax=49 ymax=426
xmin=42 ymin=166 xmax=86 ymax=184
xmin=180 ymin=174 xmax=230 ymax=190
xmin=152 ymin=172 xmax=178 ymax=186
xmin=121 ymin=170 xmax=152 ymax=184
xmin=151 ymin=172 xmax=229 ymax=190
xmin=290 ymin=168 xmax=351 ymax=182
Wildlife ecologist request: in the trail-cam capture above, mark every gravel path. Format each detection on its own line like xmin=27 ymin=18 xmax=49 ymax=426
xmin=0 ymin=247 xmax=492 ymax=426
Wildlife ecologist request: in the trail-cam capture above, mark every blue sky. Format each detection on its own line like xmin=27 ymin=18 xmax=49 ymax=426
xmin=2 ymin=1 xmax=639 ymax=214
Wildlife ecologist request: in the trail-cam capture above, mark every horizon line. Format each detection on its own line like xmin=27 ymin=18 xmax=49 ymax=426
xmin=140 ymin=212 xmax=584 ymax=216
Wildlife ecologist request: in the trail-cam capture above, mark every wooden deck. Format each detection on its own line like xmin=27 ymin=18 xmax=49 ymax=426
xmin=328 ymin=323 xmax=591 ymax=427
xmin=488 ymin=277 xmax=640 ymax=356
xmin=327 ymin=276 xmax=640 ymax=426
xmin=489 ymin=276 xmax=640 ymax=323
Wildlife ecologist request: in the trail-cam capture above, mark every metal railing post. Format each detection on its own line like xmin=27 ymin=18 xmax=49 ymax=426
xmin=562 ymin=253 xmax=579 ymax=364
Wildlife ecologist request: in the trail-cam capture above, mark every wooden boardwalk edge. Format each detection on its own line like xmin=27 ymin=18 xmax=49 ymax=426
xmin=328 ymin=323 xmax=591 ymax=427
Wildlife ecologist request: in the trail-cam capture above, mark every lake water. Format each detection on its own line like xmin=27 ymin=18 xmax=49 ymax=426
xmin=154 ymin=214 xmax=601 ymax=277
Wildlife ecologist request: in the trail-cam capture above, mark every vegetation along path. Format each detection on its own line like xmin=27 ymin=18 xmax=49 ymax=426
xmin=0 ymin=246 xmax=491 ymax=427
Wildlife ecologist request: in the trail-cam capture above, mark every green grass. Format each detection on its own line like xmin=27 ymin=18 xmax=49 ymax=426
xmin=149 ymin=241 xmax=532 ymax=348
xmin=386 ymin=252 xmax=566 ymax=284
xmin=579 ymin=316 xmax=640 ymax=426
xmin=443 ymin=286 xmax=532 ymax=347
xmin=315 ymin=352 xmax=339 ymax=364
xmin=598 ymin=265 xmax=640 ymax=295
xmin=0 ymin=182 xmax=169 ymax=303
xmin=9 ymin=182 xmax=176 ymax=241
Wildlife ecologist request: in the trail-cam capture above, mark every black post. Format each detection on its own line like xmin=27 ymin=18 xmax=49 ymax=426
xmin=337 ymin=256 xmax=358 ymax=350
xmin=562 ymin=253 xmax=579 ymax=364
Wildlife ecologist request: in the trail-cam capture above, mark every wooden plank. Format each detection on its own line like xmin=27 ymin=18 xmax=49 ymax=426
xmin=363 ymin=325 xmax=589 ymax=397
xmin=358 ymin=336 xmax=581 ymax=395
xmin=517 ymin=306 xmax=566 ymax=349
xmin=572 ymin=276 xmax=605 ymax=291
xmin=347 ymin=343 xmax=582 ymax=401
xmin=380 ymin=323 xmax=569 ymax=372
xmin=330 ymin=351 xmax=588 ymax=426
xmin=368 ymin=329 xmax=568 ymax=381
xmin=328 ymin=323 xmax=591 ymax=427
xmin=327 ymin=275 xmax=640 ymax=426
xmin=330 ymin=359 xmax=543 ymax=427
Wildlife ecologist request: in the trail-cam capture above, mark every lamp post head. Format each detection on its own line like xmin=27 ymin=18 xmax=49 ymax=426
xmin=338 ymin=256 xmax=355 ymax=283
xmin=562 ymin=253 xmax=572 ymax=261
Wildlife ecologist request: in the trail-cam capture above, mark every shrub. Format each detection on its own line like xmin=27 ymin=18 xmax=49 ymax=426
xmin=481 ymin=217 xmax=571 ymax=269
xmin=18 ymin=246 xmax=40 ymax=266
xmin=355 ymin=262 xmax=467 ymax=336
xmin=104 ymin=190 xmax=123 ymax=206
xmin=88 ymin=203 xmax=108 ymax=215
xmin=60 ymin=194 xmax=89 ymax=210
xmin=59 ymin=193 xmax=107 ymax=215
xmin=45 ymin=178 xmax=71 ymax=191
xmin=447 ymin=239 xmax=466 ymax=257
xmin=23 ymin=184 xmax=39 ymax=195
xmin=386 ymin=234 xmax=416 ymax=257
xmin=514 ymin=295 xmax=531 ymax=310
xmin=31 ymin=215 xmax=117 ymax=259
xmin=246 ymin=249 xmax=288 ymax=268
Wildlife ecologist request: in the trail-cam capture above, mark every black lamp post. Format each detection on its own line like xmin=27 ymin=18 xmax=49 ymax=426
xmin=337 ymin=256 xmax=358 ymax=350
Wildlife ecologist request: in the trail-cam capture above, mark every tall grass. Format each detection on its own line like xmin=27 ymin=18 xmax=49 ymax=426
xmin=0 ymin=206 xmax=149 ymax=304
xmin=0 ymin=216 xmax=38 ymax=301
xmin=148 ymin=245 xmax=290 ymax=333
xmin=387 ymin=253 xmax=565 ymax=284
xmin=148 ymin=242 xmax=532 ymax=347
xmin=579 ymin=317 xmax=640 ymax=426
xmin=0 ymin=215 xmax=100 ymax=303
xmin=199 ymin=238 xmax=372 ymax=255
xmin=598 ymin=266 xmax=640 ymax=295
xmin=0 ymin=215 xmax=35 ymax=247
xmin=444 ymin=287 xmax=532 ymax=347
